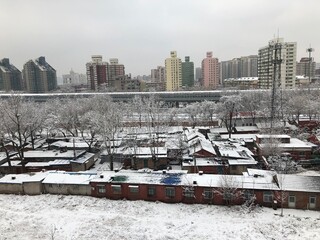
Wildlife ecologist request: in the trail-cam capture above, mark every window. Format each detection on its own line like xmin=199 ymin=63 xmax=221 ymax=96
xmin=184 ymin=187 xmax=194 ymax=198
xmin=203 ymin=189 xmax=213 ymax=200
xmin=97 ymin=185 xmax=106 ymax=194
xmin=129 ymin=185 xmax=139 ymax=194
xmin=147 ymin=187 xmax=156 ymax=197
xmin=243 ymin=190 xmax=255 ymax=201
xmin=263 ymin=191 xmax=273 ymax=203
xmin=309 ymin=196 xmax=316 ymax=204
xmin=111 ymin=185 xmax=122 ymax=194
xmin=289 ymin=195 xmax=295 ymax=203
xmin=165 ymin=187 xmax=175 ymax=198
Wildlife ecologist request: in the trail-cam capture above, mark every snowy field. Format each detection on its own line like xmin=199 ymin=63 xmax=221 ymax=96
xmin=0 ymin=195 xmax=320 ymax=240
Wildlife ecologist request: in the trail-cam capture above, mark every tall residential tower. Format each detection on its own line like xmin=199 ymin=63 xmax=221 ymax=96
xmin=258 ymin=38 xmax=297 ymax=89
xmin=165 ymin=51 xmax=182 ymax=91
xmin=0 ymin=58 xmax=23 ymax=91
xmin=86 ymin=55 xmax=109 ymax=91
xmin=201 ymin=52 xmax=219 ymax=89
xmin=23 ymin=56 xmax=57 ymax=93
xmin=182 ymin=56 xmax=194 ymax=88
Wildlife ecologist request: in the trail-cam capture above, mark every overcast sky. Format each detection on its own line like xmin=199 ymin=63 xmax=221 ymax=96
xmin=1 ymin=0 xmax=319 ymax=77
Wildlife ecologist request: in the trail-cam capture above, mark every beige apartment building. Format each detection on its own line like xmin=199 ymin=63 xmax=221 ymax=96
xmin=165 ymin=51 xmax=182 ymax=91
xmin=258 ymin=38 xmax=297 ymax=89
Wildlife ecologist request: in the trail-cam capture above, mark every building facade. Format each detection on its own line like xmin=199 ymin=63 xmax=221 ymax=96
xmin=258 ymin=38 xmax=297 ymax=89
xmin=201 ymin=52 xmax=220 ymax=89
xmin=195 ymin=67 xmax=202 ymax=86
xmin=149 ymin=66 xmax=166 ymax=91
xmin=23 ymin=56 xmax=57 ymax=93
xmin=165 ymin=51 xmax=182 ymax=91
xmin=108 ymin=58 xmax=125 ymax=88
xmin=0 ymin=58 xmax=23 ymax=91
xmin=220 ymin=55 xmax=258 ymax=84
xmin=182 ymin=56 xmax=194 ymax=88
xmin=86 ymin=55 xmax=109 ymax=91
xmin=62 ymin=69 xmax=87 ymax=86
xmin=296 ymin=57 xmax=316 ymax=78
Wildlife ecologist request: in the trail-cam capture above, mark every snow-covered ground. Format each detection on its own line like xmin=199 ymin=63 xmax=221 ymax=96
xmin=0 ymin=194 xmax=319 ymax=240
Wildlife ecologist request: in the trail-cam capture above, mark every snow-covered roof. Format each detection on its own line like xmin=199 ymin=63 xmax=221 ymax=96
xmin=0 ymin=172 xmax=48 ymax=184
xmin=182 ymin=158 xmax=223 ymax=167
xmin=256 ymin=134 xmax=291 ymax=139
xmin=279 ymin=174 xmax=320 ymax=193
xmin=210 ymin=128 xmax=229 ymax=134
xmin=189 ymin=139 xmax=216 ymax=156
xmin=23 ymin=150 xmax=85 ymax=159
xmin=220 ymin=134 xmax=256 ymax=141
xmin=105 ymin=147 xmax=167 ymax=157
xmin=50 ymin=140 xmax=90 ymax=148
xmin=212 ymin=141 xmax=255 ymax=160
xmin=0 ymin=160 xmax=21 ymax=167
xmin=228 ymin=159 xmax=257 ymax=166
xmin=42 ymin=172 xmax=97 ymax=185
xmin=70 ymin=152 xmax=95 ymax=164
xmin=25 ymin=160 xmax=70 ymax=167
xmin=185 ymin=129 xmax=206 ymax=142
xmin=91 ymin=169 xmax=278 ymax=190
xmin=234 ymin=126 xmax=259 ymax=132
xmin=258 ymin=138 xmax=317 ymax=150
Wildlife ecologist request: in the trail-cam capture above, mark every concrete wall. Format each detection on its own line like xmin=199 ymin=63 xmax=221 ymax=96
xmin=0 ymin=183 xmax=23 ymax=194
xmin=23 ymin=182 xmax=43 ymax=195
xmin=43 ymin=183 xmax=91 ymax=196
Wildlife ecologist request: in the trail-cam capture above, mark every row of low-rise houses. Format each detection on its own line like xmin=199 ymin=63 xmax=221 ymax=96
xmin=0 ymin=123 xmax=319 ymax=210
xmin=0 ymin=124 xmax=317 ymax=176
xmin=0 ymin=168 xmax=319 ymax=211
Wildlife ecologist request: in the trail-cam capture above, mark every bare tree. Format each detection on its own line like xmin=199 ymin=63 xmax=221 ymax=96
xmin=217 ymin=95 xmax=242 ymax=138
xmin=286 ymin=93 xmax=306 ymax=125
xmin=91 ymin=95 xmax=124 ymax=171
xmin=199 ymin=100 xmax=217 ymax=126
xmin=239 ymin=91 xmax=263 ymax=125
xmin=0 ymin=95 xmax=35 ymax=171
xmin=26 ymin=102 xmax=47 ymax=149
xmin=131 ymin=95 xmax=144 ymax=128
xmin=144 ymin=95 xmax=167 ymax=169
xmin=49 ymin=97 xmax=90 ymax=137
xmin=214 ymin=175 xmax=243 ymax=206
xmin=273 ymin=173 xmax=288 ymax=217
xmin=184 ymin=102 xmax=201 ymax=128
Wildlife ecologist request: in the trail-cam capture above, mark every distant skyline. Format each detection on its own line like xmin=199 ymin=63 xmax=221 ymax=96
xmin=1 ymin=0 xmax=319 ymax=77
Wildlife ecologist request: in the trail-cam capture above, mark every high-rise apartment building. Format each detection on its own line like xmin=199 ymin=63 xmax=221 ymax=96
xmin=157 ymin=66 xmax=166 ymax=83
xmin=220 ymin=55 xmax=258 ymax=83
xmin=201 ymin=52 xmax=219 ymax=89
xmin=62 ymin=69 xmax=87 ymax=85
xmin=195 ymin=67 xmax=202 ymax=84
xmin=296 ymin=57 xmax=316 ymax=78
xmin=149 ymin=66 xmax=166 ymax=91
xmin=182 ymin=56 xmax=194 ymax=87
xmin=0 ymin=58 xmax=23 ymax=91
xmin=108 ymin=58 xmax=125 ymax=87
xmin=23 ymin=56 xmax=57 ymax=93
xmin=86 ymin=55 xmax=109 ymax=91
xmin=258 ymin=38 xmax=297 ymax=89
xmin=165 ymin=51 xmax=182 ymax=91
xmin=151 ymin=69 xmax=158 ymax=81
